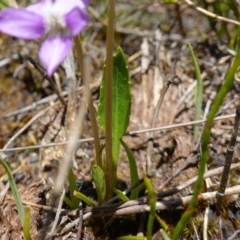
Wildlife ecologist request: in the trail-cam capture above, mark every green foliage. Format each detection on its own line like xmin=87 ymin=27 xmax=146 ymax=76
xmin=73 ymin=190 xmax=96 ymax=207
xmin=144 ymin=177 xmax=156 ymax=240
xmin=188 ymin=43 xmax=203 ymax=141
xmin=67 ymin=168 xmax=79 ymax=209
xmin=0 ymin=0 xmax=8 ymax=8
xmin=23 ymin=206 xmax=32 ymax=240
xmin=116 ymin=236 xmax=147 ymax=240
xmin=0 ymin=158 xmax=31 ymax=240
xmin=92 ymin=165 xmax=106 ymax=203
xmin=113 ymin=188 xmax=130 ymax=203
xmin=171 ymin=27 xmax=240 ymax=240
xmin=120 ymin=139 xmax=139 ymax=200
xmin=98 ymin=46 xmax=131 ymax=192
xmin=159 ymin=229 xmax=171 ymax=240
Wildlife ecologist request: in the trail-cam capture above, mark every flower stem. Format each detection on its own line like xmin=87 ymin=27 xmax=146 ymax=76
xmin=74 ymin=36 xmax=102 ymax=168
xmin=105 ymin=0 xmax=116 ymax=200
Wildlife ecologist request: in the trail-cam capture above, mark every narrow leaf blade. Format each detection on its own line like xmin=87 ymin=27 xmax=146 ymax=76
xmin=73 ymin=191 xmax=96 ymax=207
xmin=0 ymin=158 xmax=25 ymax=225
xmin=120 ymin=139 xmax=139 ymax=200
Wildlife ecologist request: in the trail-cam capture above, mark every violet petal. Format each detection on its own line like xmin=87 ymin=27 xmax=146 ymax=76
xmin=0 ymin=8 xmax=44 ymax=39
xmin=65 ymin=7 xmax=89 ymax=36
xmin=39 ymin=35 xmax=72 ymax=76
xmin=26 ymin=0 xmax=49 ymax=14
xmin=54 ymin=0 xmax=89 ymax=12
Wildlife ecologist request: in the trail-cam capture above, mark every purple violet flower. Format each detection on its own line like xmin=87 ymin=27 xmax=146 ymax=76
xmin=0 ymin=0 xmax=89 ymax=76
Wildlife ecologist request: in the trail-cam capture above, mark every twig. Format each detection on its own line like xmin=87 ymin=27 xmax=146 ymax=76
xmin=76 ymin=201 xmax=83 ymax=240
xmin=1 ymin=103 xmax=58 ymax=156
xmin=228 ymin=229 xmax=240 ymax=240
xmin=0 ymin=113 xmax=236 ymax=153
xmin=26 ymin=56 xmax=66 ymax=107
xmin=184 ymin=0 xmax=240 ymax=26
xmin=61 ymin=184 xmax=240 ymax=236
xmin=88 ymin=185 xmax=240 ymax=216
xmin=203 ymin=203 xmax=210 ymax=240
xmin=49 ymin=188 xmax=65 ymax=235
xmin=192 ymin=220 xmax=200 ymax=240
xmin=146 ymin=62 xmax=178 ymax=170
xmin=216 ymin=107 xmax=240 ymax=209
xmin=159 ymin=153 xmax=199 ymax=189
xmin=55 ymin=68 xmax=89 ymax=193
xmin=157 ymin=162 xmax=240 ymax=199
xmin=3 ymin=78 xmax=101 ymax=119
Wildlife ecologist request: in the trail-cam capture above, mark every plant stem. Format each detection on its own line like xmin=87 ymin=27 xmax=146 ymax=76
xmin=74 ymin=37 xmax=102 ymax=168
xmin=216 ymin=107 xmax=240 ymax=209
xmin=105 ymin=0 xmax=115 ymax=200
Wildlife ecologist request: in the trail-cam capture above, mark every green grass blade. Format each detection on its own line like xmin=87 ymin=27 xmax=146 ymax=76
xmin=68 ymin=168 xmax=79 ymax=209
xmin=92 ymin=165 xmax=106 ymax=203
xmin=144 ymin=177 xmax=156 ymax=240
xmin=63 ymin=195 xmax=74 ymax=209
xmin=188 ymin=43 xmax=203 ymax=141
xmin=160 ymin=229 xmax=171 ymax=240
xmin=98 ymin=47 xmax=131 ymax=184
xmin=23 ymin=206 xmax=32 ymax=240
xmin=73 ymin=190 xmax=96 ymax=207
xmin=120 ymin=139 xmax=139 ymax=200
xmin=171 ymin=28 xmax=240 ymax=240
xmin=0 ymin=0 xmax=8 ymax=8
xmin=0 ymin=158 xmax=25 ymax=225
xmin=113 ymin=188 xmax=130 ymax=203
xmin=116 ymin=236 xmax=147 ymax=240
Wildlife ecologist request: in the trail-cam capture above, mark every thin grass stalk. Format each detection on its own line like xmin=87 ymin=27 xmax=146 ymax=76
xmin=188 ymin=43 xmax=203 ymax=141
xmin=216 ymin=107 xmax=240 ymax=208
xmin=171 ymin=29 xmax=240 ymax=239
xmin=23 ymin=206 xmax=32 ymax=240
xmin=144 ymin=177 xmax=156 ymax=240
xmin=74 ymin=36 xmax=102 ymax=168
xmin=105 ymin=0 xmax=116 ymax=200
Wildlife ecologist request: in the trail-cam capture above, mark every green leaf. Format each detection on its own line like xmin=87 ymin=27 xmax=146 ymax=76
xmin=68 ymin=168 xmax=79 ymax=209
xmin=144 ymin=177 xmax=156 ymax=240
xmin=188 ymin=43 xmax=203 ymax=141
xmin=92 ymin=165 xmax=106 ymax=203
xmin=98 ymin=46 xmax=131 ymax=171
xmin=73 ymin=191 xmax=96 ymax=207
xmin=0 ymin=0 xmax=8 ymax=8
xmin=159 ymin=229 xmax=171 ymax=240
xmin=113 ymin=188 xmax=129 ymax=203
xmin=63 ymin=195 xmax=75 ymax=209
xmin=0 ymin=158 xmax=25 ymax=225
xmin=23 ymin=206 xmax=32 ymax=240
xmin=116 ymin=236 xmax=147 ymax=240
xmin=120 ymin=139 xmax=139 ymax=200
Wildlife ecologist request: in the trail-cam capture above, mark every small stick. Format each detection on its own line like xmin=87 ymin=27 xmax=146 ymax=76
xmin=0 ymin=113 xmax=237 ymax=153
xmin=76 ymin=201 xmax=83 ymax=240
xmin=61 ymin=184 xmax=240 ymax=235
xmin=184 ymin=0 xmax=240 ymax=26
xmin=146 ymin=59 xmax=178 ymax=171
xmin=49 ymin=188 xmax=65 ymax=235
xmin=216 ymin=107 xmax=240 ymax=209
xmin=26 ymin=56 xmax=66 ymax=107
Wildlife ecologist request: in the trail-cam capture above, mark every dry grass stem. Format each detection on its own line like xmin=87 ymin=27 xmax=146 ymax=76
xmin=185 ymin=0 xmax=240 ymax=26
